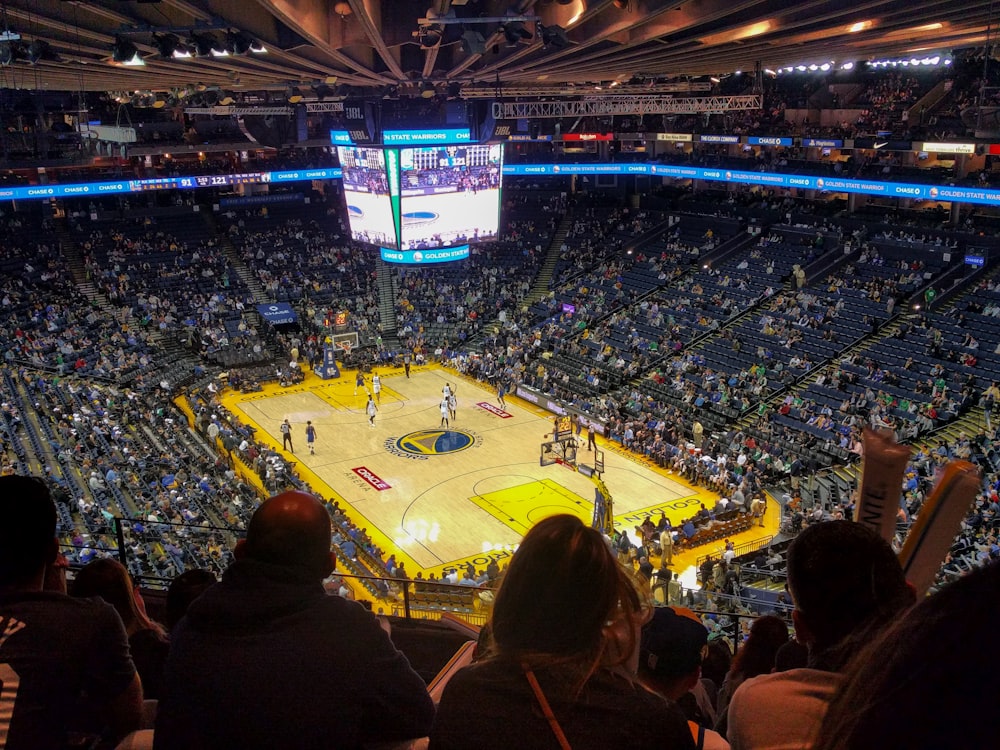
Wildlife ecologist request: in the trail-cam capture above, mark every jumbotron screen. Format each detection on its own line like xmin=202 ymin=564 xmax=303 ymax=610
xmin=398 ymin=143 xmax=503 ymax=249
xmin=336 ymin=146 xmax=397 ymax=247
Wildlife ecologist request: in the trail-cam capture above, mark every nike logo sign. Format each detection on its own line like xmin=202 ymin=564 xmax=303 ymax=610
xmin=874 ymin=142 xmax=888 ymax=149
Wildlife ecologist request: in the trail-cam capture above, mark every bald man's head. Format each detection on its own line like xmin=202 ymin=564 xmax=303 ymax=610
xmin=241 ymin=491 xmax=333 ymax=578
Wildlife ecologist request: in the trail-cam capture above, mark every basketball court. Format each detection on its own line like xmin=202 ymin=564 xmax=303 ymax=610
xmin=220 ymin=363 xmax=777 ymax=583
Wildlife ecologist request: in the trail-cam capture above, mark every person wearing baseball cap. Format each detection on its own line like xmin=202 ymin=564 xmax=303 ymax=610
xmin=639 ymin=606 xmax=730 ymax=750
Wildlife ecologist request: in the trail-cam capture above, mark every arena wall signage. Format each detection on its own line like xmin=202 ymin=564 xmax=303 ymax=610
xmin=255 ymin=303 xmax=297 ymax=325
xmin=6 ymin=160 xmax=1000 ymax=209
xmin=499 ymin=163 xmax=1000 ymax=207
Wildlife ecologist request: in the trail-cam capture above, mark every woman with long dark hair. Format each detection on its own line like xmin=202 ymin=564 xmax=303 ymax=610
xmin=72 ymin=558 xmax=170 ymax=699
xmin=429 ymin=514 xmax=695 ymax=749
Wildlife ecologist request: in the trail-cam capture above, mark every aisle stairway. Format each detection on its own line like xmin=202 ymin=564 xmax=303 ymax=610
xmin=52 ymin=215 xmax=112 ymax=309
xmin=199 ymin=208 xmax=268 ymax=303
xmin=524 ymin=213 xmax=572 ymax=305
xmin=375 ymin=256 xmax=398 ymax=343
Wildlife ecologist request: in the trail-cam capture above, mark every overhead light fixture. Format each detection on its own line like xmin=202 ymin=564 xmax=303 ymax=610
xmin=460 ymin=29 xmax=486 ymax=54
xmin=312 ymin=83 xmax=339 ymax=100
xmin=112 ymin=36 xmax=144 ymax=66
xmin=0 ymin=40 xmax=24 ymax=65
xmin=502 ymin=21 xmax=532 ymax=47
xmin=418 ymin=26 xmax=443 ymax=48
xmin=227 ymin=31 xmax=266 ymax=55
xmin=420 ymin=81 xmax=437 ymax=99
xmin=153 ymin=33 xmax=179 ymax=58
xmin=286 ymin=86 xmax=303 ymax=103
xmin=218 ymin=92 xmax=235 ymax=105
xmin=189 ymin=32 xmax=224 ymax=58
xmin=847 ymin=20 xmax=873 ymax=33
xmin=539 ymin=24 xmax=568 ymax=48
xmin=26 ymin=40 xmax=60 ymax=64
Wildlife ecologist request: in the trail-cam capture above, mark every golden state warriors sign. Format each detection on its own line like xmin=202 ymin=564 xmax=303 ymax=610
xmin=384 ymin=429 xmax=479 ymax=460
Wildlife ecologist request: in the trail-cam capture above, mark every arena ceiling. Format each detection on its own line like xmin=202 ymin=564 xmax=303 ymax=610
xmin=1 ymin=0 xmax=996 ymax=96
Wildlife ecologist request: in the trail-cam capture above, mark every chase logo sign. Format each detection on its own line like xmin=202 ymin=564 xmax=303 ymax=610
xmin=388 ymin=429 xmax=477 ymax=458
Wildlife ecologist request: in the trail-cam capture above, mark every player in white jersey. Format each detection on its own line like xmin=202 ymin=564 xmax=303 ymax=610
xmin=439 ymin=397 xmax=450 ymax=428
xmin=366 ymin=395 xmax=378 ymax=428
xmin=448 ymin=393 xmax=457 ymax=421
xmin=372 ymin=372 xmax=382 ymax=403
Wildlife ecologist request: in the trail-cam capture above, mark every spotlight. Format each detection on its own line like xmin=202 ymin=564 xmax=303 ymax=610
xmin=227 ymin=31 xmax=266 ymax=55
xmin=420 ymin=81 xmax=437 ymax=99
xmin=189 ymin=32 xmax=224 ymax=57
xmin=502 ymin=21 xmax=531 ymax=47
xmin=111 ymin=37 xmax=144 ymax=66
xmin=26 ymin=40 xmax=59 ymax=64
xmin=218 ymin=92 xmax=235 ymax=106
xmin=152 ymin=33 xmax=181 ymax=59
xmin=460 ymin=29 xmax=486 ymax=54
xmin=286 ymin=86 xmax=303 ymax=103
xmin=447 ymin=81 xmax=462 ymax=98
xmin=312 ymin=83 xmax=334 ymax=101
xmin=418 ymin=27 xmax=443 ymax=48
xmin=0 ymin=40 xmax=25 ymax=65
xmin=539 ymin=24 xmax=568 ymax=48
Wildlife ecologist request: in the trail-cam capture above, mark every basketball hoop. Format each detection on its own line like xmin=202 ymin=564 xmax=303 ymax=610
xmin=337 ymin=340 xmax=353 ymax=355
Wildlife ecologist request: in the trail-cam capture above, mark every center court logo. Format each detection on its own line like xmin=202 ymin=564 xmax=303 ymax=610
xmin=385 ymin=429 xmax=478 ymax=459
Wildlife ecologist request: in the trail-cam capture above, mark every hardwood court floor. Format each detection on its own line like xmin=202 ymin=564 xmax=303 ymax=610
xmin=222 ymin=363 xmax=777 ymax=584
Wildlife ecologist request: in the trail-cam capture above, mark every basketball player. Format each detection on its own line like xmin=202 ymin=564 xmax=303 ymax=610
xmin=439 ymin=397 xmax=450 ymax=428
xmin=366 ymin=395 xmax=378 ymax=429
xmin=354 ymin=370 xmax=365 ymax=396
xmin=280 ymin=418 xmax=293 ymax=453
xmin=448 ymin=391 xmax=457 ymax=421
xmin=497 ymin=380 xmax=507 ymax=409
xmin=442 ymin=382 xmax=452 ymax=400
xmin=372 ymin=372 xmax=382 ymax=403
xmin=305 ymin=421 xmax=317 ymax=455
xmin=403 ymin=352 xmax=412 ymax=378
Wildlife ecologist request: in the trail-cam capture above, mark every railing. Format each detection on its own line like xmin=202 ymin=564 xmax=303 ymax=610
xmin=58 ymin=517 xmax=792 ymax=630
xmin=696 ymin=534 xmax=774 ymax=568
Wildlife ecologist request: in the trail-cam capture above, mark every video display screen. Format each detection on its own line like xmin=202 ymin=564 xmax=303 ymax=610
xmin=336 ymin=146 xmax=396 ymax=247
xmin=398 ymin=143 xmax=503 ymax=250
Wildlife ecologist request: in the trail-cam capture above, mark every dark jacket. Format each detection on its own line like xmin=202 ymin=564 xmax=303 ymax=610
xmin=154 ymin=558 xmax=434 ymax=749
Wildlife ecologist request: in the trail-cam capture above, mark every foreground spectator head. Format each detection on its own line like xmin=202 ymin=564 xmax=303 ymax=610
xmin=639 ymin=606 xmax=709 ymax=696
xmin=72 ymin=558 xmax=160 ymax=635
xmin=786 ymin=520 xmax=914 ymax=667
xmin=165 ymin=569 xmax=217 ymax=631
xmin=638 ymin=606 xmax=724 ymax=745
xmin=815 ymin=561 xmax=1000 ymax=750
xmin=0 ymin=475 xmax=57 ymax=587
xmin=489 ymin=513 xmax=644 ymax=668
xmin=236 ymin=489 xmax=334 ymax=579
xmin=730 ymin=615 xmax=790 ymax=681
